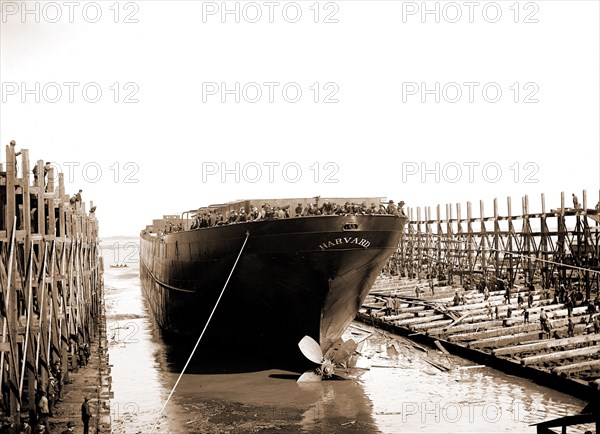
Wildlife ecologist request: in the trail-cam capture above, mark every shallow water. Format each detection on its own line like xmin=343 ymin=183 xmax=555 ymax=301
xmin=102 ymin=237 xmax=590 ymax=433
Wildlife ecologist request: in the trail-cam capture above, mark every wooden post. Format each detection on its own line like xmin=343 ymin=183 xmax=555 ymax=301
xmin=0 ymin=142 xmax=104 ymax=420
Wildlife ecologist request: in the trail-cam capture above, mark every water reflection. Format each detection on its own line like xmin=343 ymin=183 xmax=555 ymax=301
xmin=102 ymin=237 xmax=590 ymax=433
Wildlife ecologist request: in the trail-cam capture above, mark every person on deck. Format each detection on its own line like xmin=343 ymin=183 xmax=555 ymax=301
xmin=386 ymin=200 xmax=397 ymax=215
xmin=398 ymin=201 xmax=406 ymax=216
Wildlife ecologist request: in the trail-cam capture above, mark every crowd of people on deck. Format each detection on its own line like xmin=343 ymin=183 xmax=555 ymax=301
xmin=187 ymin=199 xmax=406 ymax=230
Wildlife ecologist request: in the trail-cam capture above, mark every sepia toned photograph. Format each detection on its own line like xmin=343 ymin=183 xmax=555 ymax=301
xmin=0 ymin=1 xmax=599 ymax=433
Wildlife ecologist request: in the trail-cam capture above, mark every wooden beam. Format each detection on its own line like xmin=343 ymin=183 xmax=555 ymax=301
xmin=450 ymin=323 xmax=541 ymax=343
xmin=494 ymin=333 xmax=600 ymax=356
xmin=552 ymin=359 xmax=600 ymax=375
xmin=469 ymin=331 xmax=542 ymax=350
xmin=394 ymin=314 xmax=445 ymax=327
xmin=412 ymin=319 xmax=454 ymax=331
xmin=521 ymin=345 xmax=600 ymax=366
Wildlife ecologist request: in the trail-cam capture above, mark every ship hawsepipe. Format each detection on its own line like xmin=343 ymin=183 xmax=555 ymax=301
xmin=139 ymin=199 xmax=406 ymax=368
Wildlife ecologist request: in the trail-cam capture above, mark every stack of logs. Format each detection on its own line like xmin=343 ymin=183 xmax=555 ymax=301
xmin=360 ymin=275 xmax=600 ymax=391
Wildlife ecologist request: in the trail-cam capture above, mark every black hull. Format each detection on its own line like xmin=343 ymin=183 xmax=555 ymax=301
xmin=139 ymin=214 xmax=405 ymax=368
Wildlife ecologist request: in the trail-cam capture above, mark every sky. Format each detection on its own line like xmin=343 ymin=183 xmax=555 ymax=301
xmin=1 ymin=0 xmax=598 ymax=237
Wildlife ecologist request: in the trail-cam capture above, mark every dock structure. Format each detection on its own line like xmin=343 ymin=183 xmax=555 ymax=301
xmin=0 ymin=142 xmax=110 ymax=431
xmin=363 ymin=191 xmax=600 ymax=400
xmin=391 ymin=191 xmax=600 ymax=299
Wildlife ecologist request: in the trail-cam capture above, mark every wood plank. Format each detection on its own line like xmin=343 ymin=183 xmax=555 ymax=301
xmin=428 ymin=320 xmax=504 ymax=335
xmin=395 ymin=314 xmax=445 ymax=327
xmin=450 ymin=323 xmax=541 ymax=342
xmin=468 ymin=331 xmax=542 ymax=350
xmin=521 ymin=345 xmax=600 ymax=366
xmin=494 ymin=333 xmax=600 ymax=356
xmin=434 ymin=340 xmax=450 ymax=354
xmin=552 ymin=359 xmax=600 ymax=375
xmin=424 ymin=359 xmax=450 ymax=372
xmin=446 ymin=313 xmax=470 ymax=328
xmin=382 ymin=312 xmax=420 ymax=321
xmin=412 ymin=319 xmax=454 ymax=331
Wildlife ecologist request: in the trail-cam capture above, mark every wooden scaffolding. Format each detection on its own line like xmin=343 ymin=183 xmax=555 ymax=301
xmin=394 ymin=191 xmax=600 ymax=297
xmin=0 ymin=141 xmax=102 ymax=422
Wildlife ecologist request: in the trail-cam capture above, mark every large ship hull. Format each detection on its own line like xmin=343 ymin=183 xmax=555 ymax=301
xmin=140 ymin=213 xmax=405 ymax=368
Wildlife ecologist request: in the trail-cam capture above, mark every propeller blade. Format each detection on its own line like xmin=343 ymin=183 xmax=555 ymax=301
xmin=298 ymin=335 xmax=323 ymax=364
xmin=324 ymin=338 xmax=358 ymax=365
xmin=297 ymin=370 xmax=323 ymax=383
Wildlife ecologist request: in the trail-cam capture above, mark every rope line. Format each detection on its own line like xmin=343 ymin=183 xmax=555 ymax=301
xmin=150 ymin=230 xmax=250 ymax=433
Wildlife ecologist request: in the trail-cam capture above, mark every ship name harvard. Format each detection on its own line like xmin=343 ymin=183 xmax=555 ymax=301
xmin=318 ymin=237 xmax=371 ymax=251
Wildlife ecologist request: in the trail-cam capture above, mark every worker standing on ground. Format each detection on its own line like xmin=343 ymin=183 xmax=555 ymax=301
xmin=81 ymin=397 xmax=92 ymax=434
xmin=567 ymin=317 xmax=575 ymax=337
xmin=453 ymin=290 xmax=461 ymax=306
xmin=540 ymin=308 xmax=551 ymax=337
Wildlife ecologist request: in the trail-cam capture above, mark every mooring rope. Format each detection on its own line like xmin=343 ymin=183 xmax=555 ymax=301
xmin=150 ymin=230 xmax=250 ymax=433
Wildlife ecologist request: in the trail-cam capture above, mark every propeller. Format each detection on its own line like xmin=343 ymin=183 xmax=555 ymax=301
xmin=297 ymin=335 xmax=336 ymax=383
